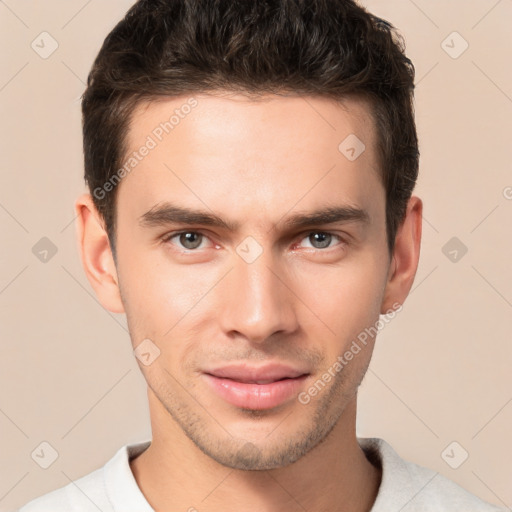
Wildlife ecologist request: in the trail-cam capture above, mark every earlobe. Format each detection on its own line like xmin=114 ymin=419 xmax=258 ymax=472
xmin=380 ymin=196 xmax=423 ymax=315
xmin=74 ymin=193 xmax=125 ymax=314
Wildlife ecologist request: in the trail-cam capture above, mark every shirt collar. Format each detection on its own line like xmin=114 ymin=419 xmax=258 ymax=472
xmin=104 ymin=439 xmax=154 ymax=512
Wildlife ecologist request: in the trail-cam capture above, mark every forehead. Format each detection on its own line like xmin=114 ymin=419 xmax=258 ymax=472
xmin=127 ymin=92 xmax=377 ymax=159
xmin=118 ymin=92 xmax=383 ymax=230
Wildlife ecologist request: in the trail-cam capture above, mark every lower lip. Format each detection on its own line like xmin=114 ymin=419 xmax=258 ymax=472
xmin=203 ymin=374 xmax=308 ymax=410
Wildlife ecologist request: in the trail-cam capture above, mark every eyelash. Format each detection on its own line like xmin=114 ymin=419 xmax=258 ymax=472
xmin=161 ymin=230 xmax=347 ymax=252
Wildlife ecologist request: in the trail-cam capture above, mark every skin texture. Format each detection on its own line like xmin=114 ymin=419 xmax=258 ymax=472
xmin=76 ymin=92 xmax=422 ymax=512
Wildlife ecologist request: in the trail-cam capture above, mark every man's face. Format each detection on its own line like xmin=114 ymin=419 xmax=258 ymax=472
xmin=114 ymin=92 xmax=391 ymax=470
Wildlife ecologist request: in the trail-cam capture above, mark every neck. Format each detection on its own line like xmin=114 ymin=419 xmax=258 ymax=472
xmin=130 ymin=389 xmax=381 ymax=512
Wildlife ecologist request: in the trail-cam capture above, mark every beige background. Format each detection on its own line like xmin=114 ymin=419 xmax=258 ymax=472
xmin=1 ymin=1 xmax=511 ymax=510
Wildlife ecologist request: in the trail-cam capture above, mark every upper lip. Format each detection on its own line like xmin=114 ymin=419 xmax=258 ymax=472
xmin=204 ymin=363 xmax=309 ymax=383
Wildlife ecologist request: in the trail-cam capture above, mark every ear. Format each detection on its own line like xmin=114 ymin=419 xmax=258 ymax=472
xmin=74 ymin=193 xmax=125 ymax=313
xmin=380 ymin=195 xmax=423 ymax=314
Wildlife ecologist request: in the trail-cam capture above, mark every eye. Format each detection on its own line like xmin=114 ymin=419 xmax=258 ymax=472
xmin=163 ymin=231 xmax=212 ymax=250
xmin=298 ymin=231 xmax=344 ymax=250
xmin=161 ymin=230 xmax=345 ymax=253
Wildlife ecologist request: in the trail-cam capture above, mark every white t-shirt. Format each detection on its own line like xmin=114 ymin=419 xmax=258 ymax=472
xmin=17 ymin=437 xmax=506 ymax=512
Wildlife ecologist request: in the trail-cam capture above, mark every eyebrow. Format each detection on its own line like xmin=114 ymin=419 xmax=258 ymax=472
xmin=139 ymin=202 xmax=371 ymax=232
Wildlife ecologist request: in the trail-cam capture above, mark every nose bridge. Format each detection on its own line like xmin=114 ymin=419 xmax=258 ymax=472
xmin=218 ymin=241 xmax=297 ymax=342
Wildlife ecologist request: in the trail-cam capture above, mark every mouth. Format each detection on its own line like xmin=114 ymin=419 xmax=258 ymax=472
xmin=202 ymin=363 xmax=310 ymax=410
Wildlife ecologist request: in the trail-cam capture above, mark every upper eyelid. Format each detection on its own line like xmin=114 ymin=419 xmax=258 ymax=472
xmin=162 ymin=230 xmax=215 ymax=246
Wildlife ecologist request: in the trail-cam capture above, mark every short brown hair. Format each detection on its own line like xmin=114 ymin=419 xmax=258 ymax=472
xmin=82 ymin=0 xmax=419 ymax=256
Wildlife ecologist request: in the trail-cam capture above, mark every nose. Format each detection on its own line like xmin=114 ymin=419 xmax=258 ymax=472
xmin=217 ymin=247 xmax=299 ymax=344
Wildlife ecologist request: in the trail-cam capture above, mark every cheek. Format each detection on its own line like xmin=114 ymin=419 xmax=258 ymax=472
xmin=292 ymin=251 xmax=386 ymax=344
xmin=117 ymin=251 xmax=220 ymax=337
